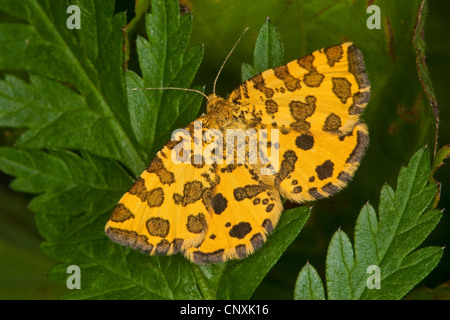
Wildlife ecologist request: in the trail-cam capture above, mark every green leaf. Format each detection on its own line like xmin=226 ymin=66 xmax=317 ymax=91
xmin=126 ymin=0 xmax=204 ymax=157
xmin=0 ymin=0 xmax=204 ymax=300
xmin=0 ymin=0 xmax=146 ymax=177
xmin=42 ymin=203 xmax=310 ymax=300
xmin=0 ymin=148 xmax=133 ymax=240
xmin=326 ymin=230 xmax=356 ymax=299
xmin=0 ymin=0 xmax=313 ymax=300
xmin=431 ymin=143 xmax=450 ymax=176
xmin=296 ymin=148 xmax=443 ymax=300
xmin=123 ymin=0 xmax=151 ymax=66
xmin=294 ymin=263 xmax=325 ymax=300
xmin=413 ymin=0 xmax=439 ymax=154
xmin=364 ymin=246 xmax=443 ymax=300
xmin=215 ymin=206 xmax=310 ymax=300
xmin=241 ymin=18 xmax=284 ymax=81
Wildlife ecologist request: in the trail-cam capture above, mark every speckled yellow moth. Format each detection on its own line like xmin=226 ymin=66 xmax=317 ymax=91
xmin=105 ymin=41 xmax=370 ymax=264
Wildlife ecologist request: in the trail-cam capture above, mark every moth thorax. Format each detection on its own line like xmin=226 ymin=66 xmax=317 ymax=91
xmin=206 ymin=95 xmax=234 ymax=128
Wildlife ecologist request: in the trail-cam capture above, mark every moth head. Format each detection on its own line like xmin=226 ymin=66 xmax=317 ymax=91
xmin=206 ymin=95 xmax=234 ymax=128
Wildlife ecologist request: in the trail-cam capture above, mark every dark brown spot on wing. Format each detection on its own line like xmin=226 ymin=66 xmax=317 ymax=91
xmin=146 ymin=156 xmax=175 ymax=185
xmin=186 ymin=213 xmax=207 ymax=234
xmin=293 ymin=186 xmax=302 ymax=194
xmin=295 ymin=133 xmax=314 ymax=150
xmin=202 ymin=186 xmax=213 ymax=210
xmin=111 ymin=204 xmax=134 ymax=223
xmin=304 ymin=72 xmax=325 ymax=87
xmin=173 ymin=180 xmax=204 ymax=206
xmin=289 ymin=96 xmax=316 ymax=131
xmin=146 ymin=217 xmax=170 ymax=238
xmin=211 ymin=193 xmax=228 ymax=214
xmin=275 ymin=150 xmax=298 ymax=187
xmin=229 ymin=222 xmax=252 ymax=239
xmin=273 ymin=65 xmax=301 ymax=91
xmin=128 ymin=178 xmax=164 ymax=207
xmin=297 ymin=54 xmax=324 ymax=87
xmin=265 ymin=99 xmax=278 ymax=114
xmin=234 ymin=184 xmax=266 ymax=201
xmin=290 ymin=96 xmax=316 ymax=120
xmin=316 ymin=160 xmax=334 ymax=180
xmin=324 ymin=44 xmax=344 ymax=67
xmin=220 ymin=164 xmax=238 ymax=173
xmin=147 ymin=188 xmax=164 ymax=207
xmin=128 ymin=177 xmax=146 ymax=199
xmin=323 ymin=113 xmax=342 ymax=132
xmin=251 ymin=74 xmax=274 ymax=99
xmin=332 ymin=77 xmax=352 ymax=104
xmin=290 ymin=120 xmax=310 ymax=131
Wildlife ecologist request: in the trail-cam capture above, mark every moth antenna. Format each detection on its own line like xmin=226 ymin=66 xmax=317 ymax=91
xmin=213 ymin=27 xmax=250 ymax=96
xmin=132 ymin=87 xmax=209 ymax=101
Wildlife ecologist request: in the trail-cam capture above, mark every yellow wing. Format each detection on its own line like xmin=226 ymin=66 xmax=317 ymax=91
xmin=229 ymin=42 xmax=370 ymax=202
xmin=229 ymin=42 xmax=369 ymax=135
xmin=184 ymin=163 xmax=283 ymax=264
xmin=258 ymin=122 xmax=369 ymax=203
xmin=105 ymin=117 xmax=216 ymax=256
xmin=105 ymin=42 xmax=370 ymax=264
